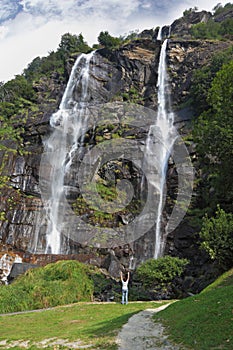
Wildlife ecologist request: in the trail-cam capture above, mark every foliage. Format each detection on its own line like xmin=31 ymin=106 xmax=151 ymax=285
xmin=24 ymin=33 xmax=91 ymax=83
xmin=0 ymin=260 xmax=95 ymax=313
xmin=58 ymin=32 xmax=91 ymax=57
xmin=191 ymin=45 xmax=233 ymax=115
xmin=190 ymin=3 xmax=233 ymax=40
xmin=24 ymin=52 xmax=64 ymax=81
xmin=190 ymin=19 xmax=222 ymax=40
xmin=98 ymin=31 xmax=123 ymax=49
xmin=213 ymin=2 xmax=233 ymax=16
xmin=183 ymin=7 xmax=198 ymax=16
xmin=199 ymin=206 xmax=233 ymax=269
xmin=208 ymin=60 xmax=233 ymax=116
xmin=0 ymin=109 xmax=25 ymax=191
xmin=0 ymin=117 xmax=23 ymax=150
xmin=193 ymin=59 xmax=233 ymax=212
xmin=135 ymin=256 xmax=188 ymax=289
xmin=1 ymin=75 xmax=37 ymax=103
xmin=154 ymin=269 xmax=233 ymax=350
xmin=190 ymin=66 xmax=213 ymax=114
xmin=97 ymin=29 xmax=140 ymax=49
xmin=0 ymin=75 xmax=37 ymax=120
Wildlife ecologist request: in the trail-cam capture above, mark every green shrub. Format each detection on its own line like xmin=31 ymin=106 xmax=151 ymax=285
xmin=199 ymin=206 xmax=233 ymax=269
xmin=135 ymin=256 xmax=188 ymax=289
xmin=0 ymin=260 xmax=95 ymax=313
xmin=190 ymin=20 xmax=222 ymax=40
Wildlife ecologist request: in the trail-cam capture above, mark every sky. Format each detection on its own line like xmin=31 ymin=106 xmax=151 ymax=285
xmin=0 ymin=0 xmax=230 ymax=82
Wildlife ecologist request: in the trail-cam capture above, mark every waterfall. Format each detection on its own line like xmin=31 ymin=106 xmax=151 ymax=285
xmin=37 ymin=37 xmax=178 ymax=259
xmin=157 ymin=26 xmax=163 ymax=41
xmin=146 ymin=39 xmax=176 ymax=259
xmin=40 ymin=51 xmax=95 ymax=254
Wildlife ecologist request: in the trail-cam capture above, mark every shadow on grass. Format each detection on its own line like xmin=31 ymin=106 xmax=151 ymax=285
xmin=82 ymin=310 xmax=137 ymax=337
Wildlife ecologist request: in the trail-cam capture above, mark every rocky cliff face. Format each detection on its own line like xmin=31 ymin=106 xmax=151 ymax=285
xmin=0 ymin=10 xmax=232 ymax=293
xmin=170 ymin=10 xmax=212 ymax=38
xmin=167 ymin=39 xmax=231 ymax=114
xmin=0 ymin=38 xmax=161 ymax=276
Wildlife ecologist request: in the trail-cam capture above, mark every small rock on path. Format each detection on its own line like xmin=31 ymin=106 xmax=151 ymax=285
xmin=116 ymin=304 xmax=182 ymax=350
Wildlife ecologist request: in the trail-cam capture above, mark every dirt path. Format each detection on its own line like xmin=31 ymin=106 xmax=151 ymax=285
xmin=116 ymin=304 xmax=182 ymax=350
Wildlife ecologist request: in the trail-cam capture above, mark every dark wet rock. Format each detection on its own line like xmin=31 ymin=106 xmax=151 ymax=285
xmin=8 ymin=262 xmax=38 ymax=283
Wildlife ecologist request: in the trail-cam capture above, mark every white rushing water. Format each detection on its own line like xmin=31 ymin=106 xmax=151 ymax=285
xmin=157 ymin=26 xmax=163 ymax=41
xmin=146 ymin=39 xmax=176 ymax=258
xmin=41 ymin=51 xmax=95 ymax=254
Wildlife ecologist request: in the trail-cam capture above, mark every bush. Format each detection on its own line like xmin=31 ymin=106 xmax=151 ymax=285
xmin=0 ymin=260 xmax=95 ymax=313
xmin=199 ymin=206 xmax=233 ymax=269
xmin=190 ymin=20 xmax=222 ymax=40
xmin=135 ymin=256 xmax=188 ymax=289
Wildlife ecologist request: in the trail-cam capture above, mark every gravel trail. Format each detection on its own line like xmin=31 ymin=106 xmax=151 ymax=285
xmin=116 ymin=303 xmax=184 ymax=350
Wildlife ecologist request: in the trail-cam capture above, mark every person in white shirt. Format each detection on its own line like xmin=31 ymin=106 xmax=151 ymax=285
xmin=120 ymin=271 xmax=130 ymax=304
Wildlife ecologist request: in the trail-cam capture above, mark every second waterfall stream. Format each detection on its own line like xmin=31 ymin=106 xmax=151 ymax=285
xmin=145 ymin=38 xmax=176 ymax=258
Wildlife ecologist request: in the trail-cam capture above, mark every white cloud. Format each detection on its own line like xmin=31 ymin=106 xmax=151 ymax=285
xmin=184 ymin=0 xmax=216 ymax=12
xmin=141 ymin=3 xmax=152 ymax=9
xmin=0 ymin=0 xmax=231 ymax=82
xmin=0 ymin=0 xmax=22 ymax=23
xmin=19 ymin=0 xmax=141 ymax=19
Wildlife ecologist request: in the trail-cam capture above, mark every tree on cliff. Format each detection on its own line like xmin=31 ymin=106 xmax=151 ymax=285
xmin=58 ymin=33 xmax=91 ymax=57
xmin=97 ymin=31 xmax=122 ymax=48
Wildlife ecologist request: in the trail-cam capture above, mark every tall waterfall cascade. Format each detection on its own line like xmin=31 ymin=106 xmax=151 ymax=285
xmin=39 ymin=52 xmax=95 ymax=254
xmin=145 ymin=38 xmax=176 ymax=259
xmin=37 ymin=36 xmax=176 ymax=259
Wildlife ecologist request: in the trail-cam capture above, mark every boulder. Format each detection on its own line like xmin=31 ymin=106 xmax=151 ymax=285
xmin=8 ymin=262 xmax=38 ymax=283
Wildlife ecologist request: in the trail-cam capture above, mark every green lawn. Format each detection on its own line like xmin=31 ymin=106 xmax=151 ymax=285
xmin=2 ymin=264 xmax=233 ymax=349
xmin=154 ymin=268 xmax=233 ymax=350
xmin=0 ymin=301 xmax=167 ymax=349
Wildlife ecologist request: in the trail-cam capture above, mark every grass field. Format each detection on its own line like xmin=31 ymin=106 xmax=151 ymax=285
xmin=1 ymin=264 xmax=233 ymax=349
xmin=154 ymin=268 xmax=233 ymax=350
xmin=0 ymin=301 xmax=168 ymax=349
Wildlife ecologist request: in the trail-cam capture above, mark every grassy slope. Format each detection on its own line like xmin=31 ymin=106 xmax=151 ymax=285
xmin=0 ymin=260 xmax=105 ymax=313
xmin=0 ymin=301 xmax=167 ymax=350
xmin=154 ymin=268 xmax=233 ymax=350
